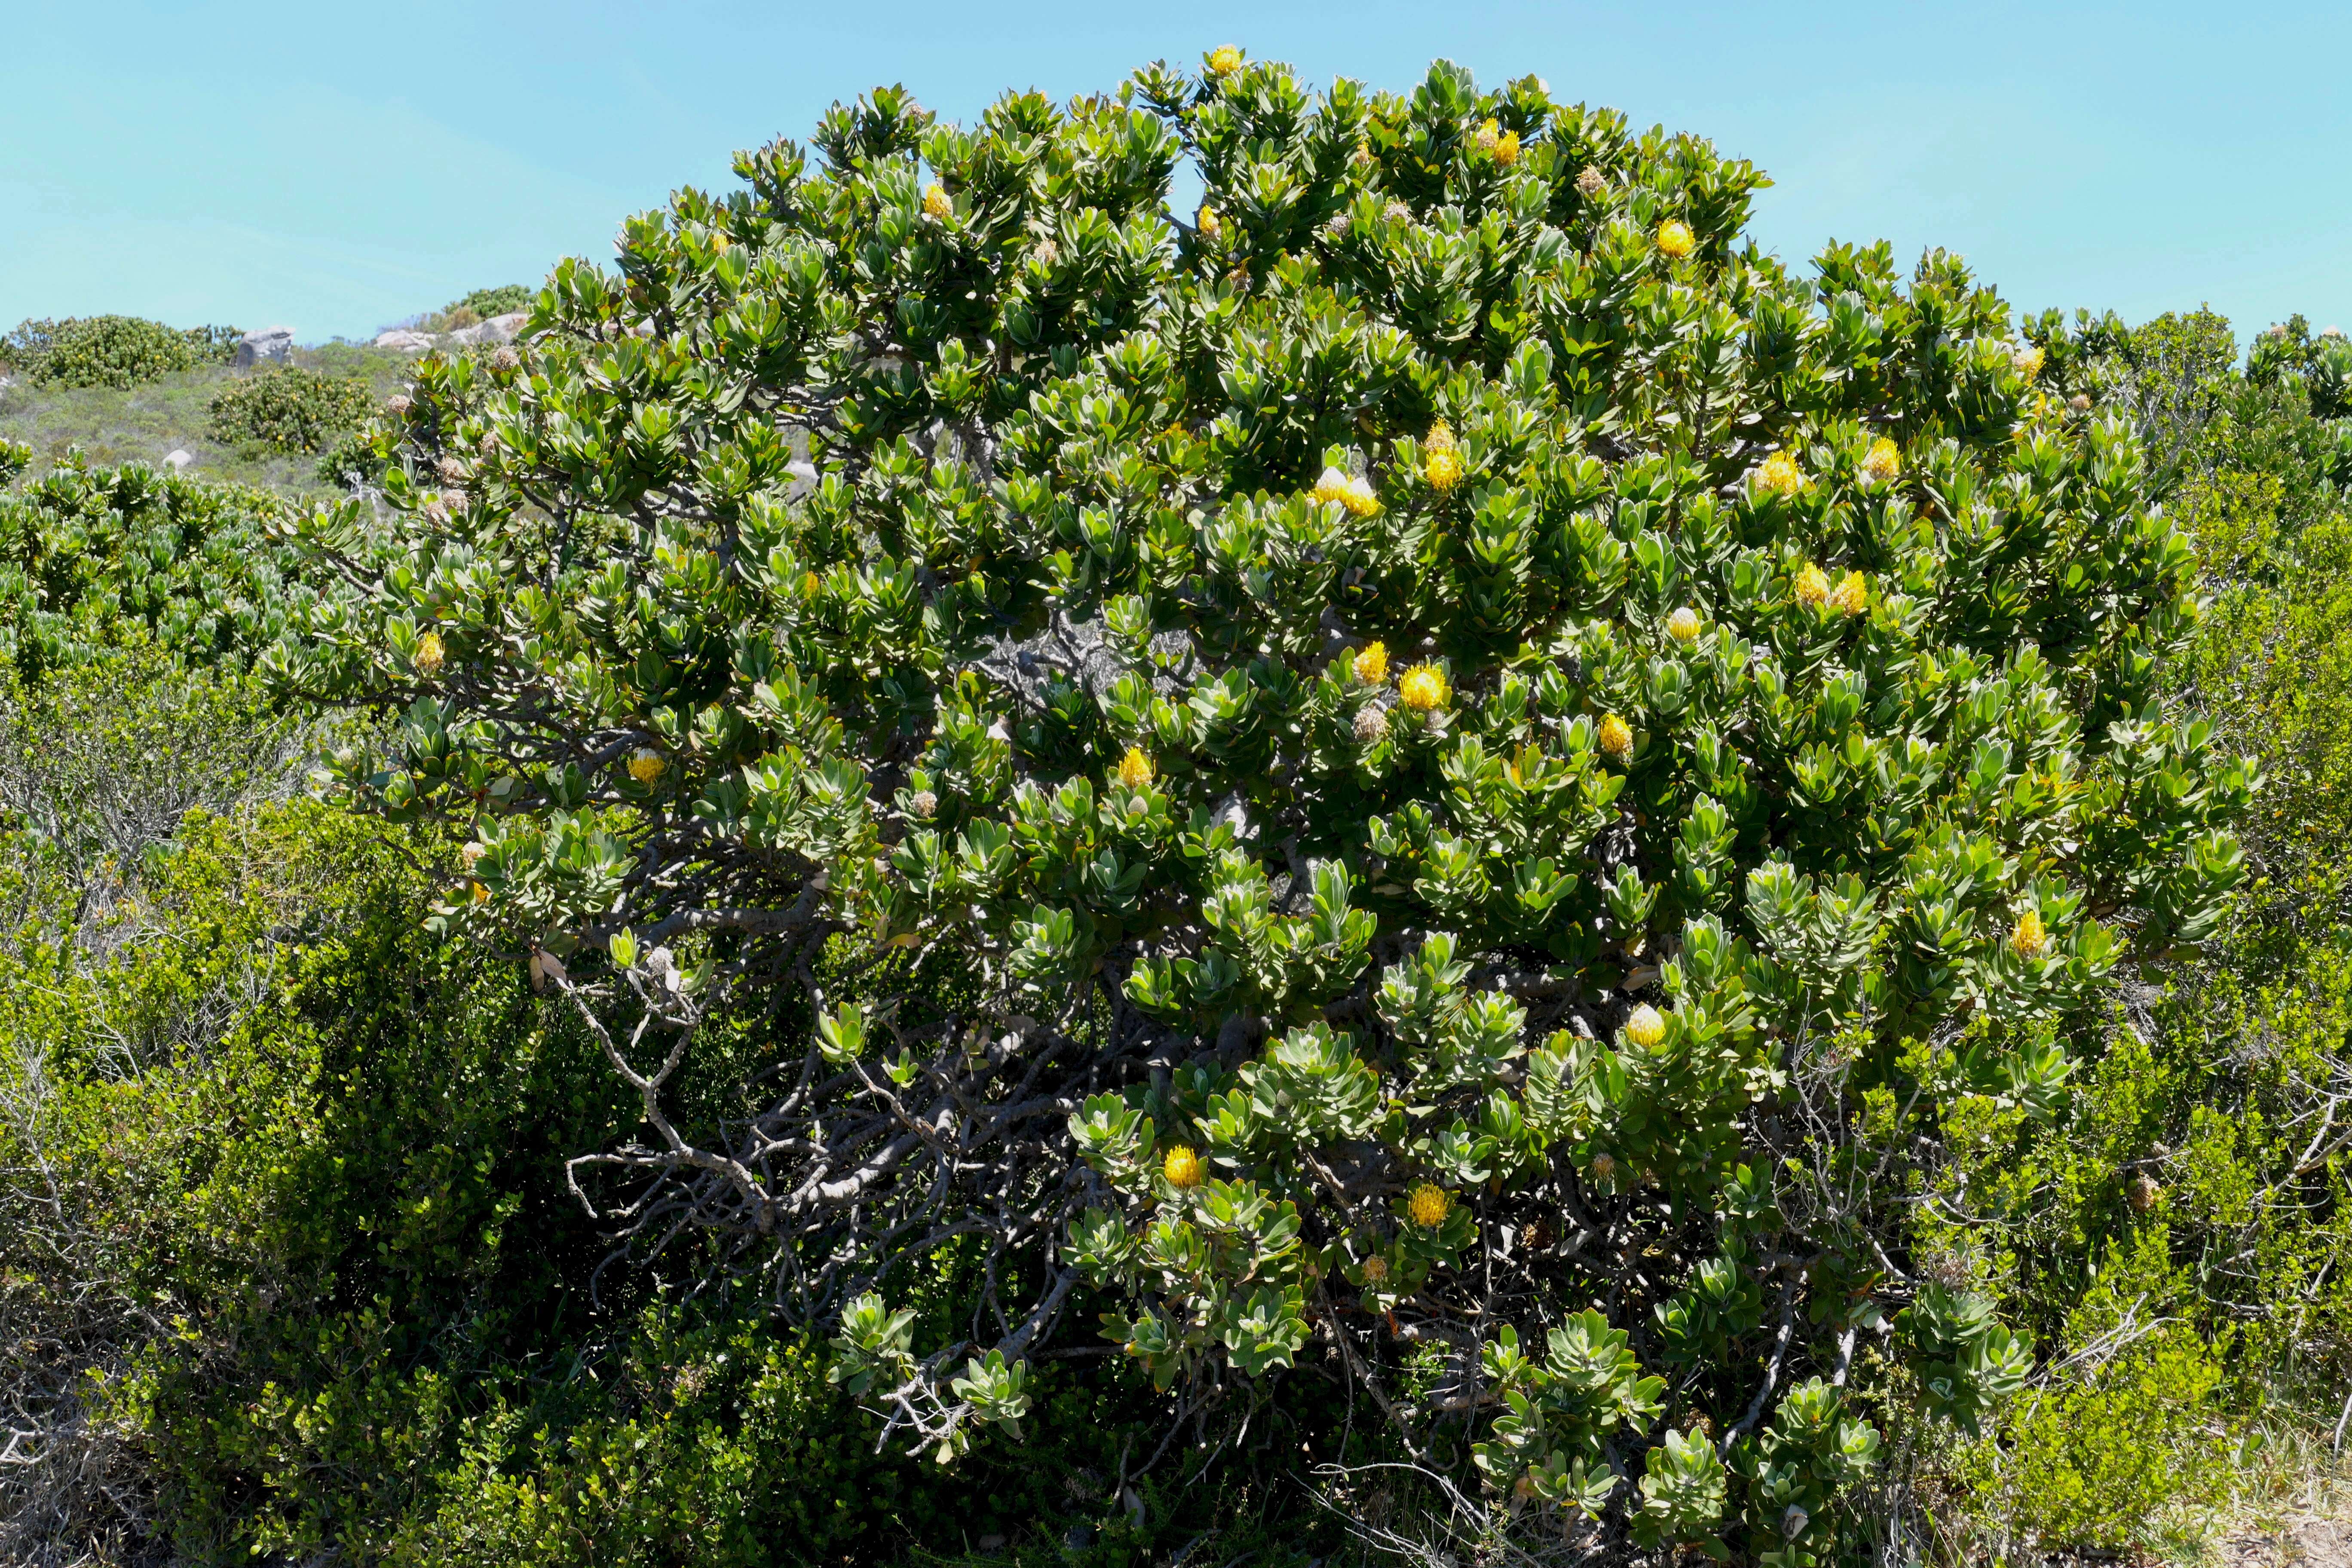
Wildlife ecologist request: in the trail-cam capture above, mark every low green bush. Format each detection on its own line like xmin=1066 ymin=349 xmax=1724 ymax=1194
xmin=0 ymin=446 xmax=306 ymax=680
xmin=3 ymin=315 xmax=238 ymax=389
xmin=207 ymin=367 xmax=375 ymax=455
xmin=450 ymin=284 xmax=532 ymax=320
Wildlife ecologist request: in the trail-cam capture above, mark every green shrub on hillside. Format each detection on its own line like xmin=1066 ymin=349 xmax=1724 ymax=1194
xmin=274 ymin=52 xmax=2255 ymax=1560
xmin=0 ymin=444 xmax=306 ymax=679
xmin=208 ymin=367 xmax=375 ymax=454
xmin=3 ymin=314 xmax=239 ymax=389
xmin=452 ymin=284 xmax=532 ymax=320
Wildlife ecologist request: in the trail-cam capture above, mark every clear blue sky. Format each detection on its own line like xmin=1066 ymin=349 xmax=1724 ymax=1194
xmin=4 ymin=1 xmax=2345 ymax=348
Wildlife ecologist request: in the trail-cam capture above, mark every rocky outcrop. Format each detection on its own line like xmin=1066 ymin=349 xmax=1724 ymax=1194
xmin=449 ymin=312 xmax=528 ymax=347
xmin=233 ymin=326 xmax=295 ymax=369
xmin=372 ymin=329 xmax=436 ymax=353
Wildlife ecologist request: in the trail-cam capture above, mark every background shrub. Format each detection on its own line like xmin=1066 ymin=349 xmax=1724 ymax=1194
xmin=0 ymin=445 xmax=306 ymax=680
xmin=3 ymin=315 xmax=239 ymax=389
xmin=207 ymin=368 xmax=375 ymax=455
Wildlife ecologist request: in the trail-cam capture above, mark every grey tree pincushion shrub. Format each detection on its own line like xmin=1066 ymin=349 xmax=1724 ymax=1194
xmin=270 ymin=52 xmax=2255 ymax=1558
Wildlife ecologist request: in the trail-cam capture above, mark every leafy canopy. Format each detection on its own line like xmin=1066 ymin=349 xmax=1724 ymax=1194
xmin=273 ymin=52 xmax=2254 ymax=1557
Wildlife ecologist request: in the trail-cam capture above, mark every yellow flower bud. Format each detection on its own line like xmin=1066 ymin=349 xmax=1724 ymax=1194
xmin=1398 ymin=663 xmax=1449 ymax=712
xmin=1666 ymin=607 xmax=1704 ymax=644
xmin=2011 ymin=908 xmax=2049 ymax=959
xmin=1757 ymin=450 xmax=1805 ymax=498
xmin=413 ymin=630 xmax=445 ymax=676
xmin=1656 ymin=218 xmax=1696 ymax=259
xmin=1794 ymin=563 xmax=1831 ymax=609
xmin=1352 ymin=641 xmax=1390 ymax=685
xmin=1623 ymin=1004 xmax=1667 ymax=1047
xmin=1473 ymin=117 xmax=1504 ymax=156
xmin=1862 ymin=436 xmax=1902 ymax=486
xmin=1406 ymin=1182 xmax=1451 ymax=1228
xmin=1206 ymin=44 xmax=1243 ymax=77
xmin=1597 ymin=713 xmax=1633 ymax=763
xmin=1830 ymin=570 xmax=1869 ymax=617
xmin=1196 ymin=204 xmax=1222 ymax=242
xmin=1116 ymin=746 xmax=1155 ymax=790
xmin=922 ymin=183 xmax=952 ymax=221
xmin=1163 ymin=1144 xmax=1204 ymax=1188
xmin=628 ymin=747 xmax=666 ymax=785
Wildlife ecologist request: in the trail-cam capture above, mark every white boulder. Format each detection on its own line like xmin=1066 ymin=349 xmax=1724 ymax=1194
xmin=233 ymin=326 xmax=295 ymax=369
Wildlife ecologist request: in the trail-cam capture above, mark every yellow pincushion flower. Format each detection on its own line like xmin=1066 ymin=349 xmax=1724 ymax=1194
xmin=1492 ymin=129 xmax=1521 ymax=167
xmin=1205 ymin=44 xmax=1243 ymax=77
xmin=922 ymin=183 xmax=952 ymax=221
xmin=1406 ymin=1182 xmax=1451 ymax=1228
xmin=413 ymin=629 xmax=445 ymax=676
xmin=1666 ymin=606 xmax=1704 ymax=644
xmin=1311 ymin=466 xmax=1381 ymax=518
xmin=1423 ymin=418 xmax=1464 ymax=491
xmin=1352 ymin=640 xmax=1390 ymax=685
xmin=1655 ymin=218 xmax=1696 ymax=259
xmin=628 ymin=747 xmax=667 ymax=785
xmin=1794 ymin=563 xmax=1832 ymax=609
xmin=1861 ymin=436 xmax=1902 ymax=486
xmin=2013 ymin=343 xmax=2046 ymax=380
xmin=2011 ymin=908 xmax=2049 ymax=959
xmin=1597 ymin=713 xmax=1634 ymax=763
xmin=1473 ymin=117 xmax=1502 ymax=154
xmin=801 ymin=570 xmax=824 ymax=599
xmin=1196 ymin=204 xmax=1223 ymax=241
xmin=1623 ymin=1004 xmax=1667 ymax=1047
xmin=1398 ymin=663 xmax=1449 ymax=712
xmin=1163 ymin=1144 xmax=1204 ymax=1188
xmin=1829 ymin=570 xmax=1869 ymax=617
xmin=469 ymin=879 xmax=490 ymax=904
xmin=1116 ymin=746 xmax=1155 ymax=790
xmin=1757 ymin=450 xmax=1805 ymax=498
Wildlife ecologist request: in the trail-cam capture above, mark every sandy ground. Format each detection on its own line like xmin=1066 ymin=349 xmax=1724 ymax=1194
xmin=2223 ymin=1515 xmax=2352 ymax=1567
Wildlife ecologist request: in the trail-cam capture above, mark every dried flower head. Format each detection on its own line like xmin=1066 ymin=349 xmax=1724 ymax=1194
xmin=1597 ymin=713 xmax=1634 ymax=763
xmin=1383 ymin=199 xmax=1412 ymax=224
xmin=1575 ymin=164 xmax=1607 ymax=197
xmin=1406 ymin=1183 xmax=1451 ymax=1228
xmin=2127 ymin=1172 xmax=2162 ymax=1213
xmin=910 ymin=789 xmax=939 ymax=819
xmin=1623 ymin=1004 xmax=1666 ymax=1047
xmin=1656 ymin=218 xmax=1696 ymax=259
xmin=490 ymin=346 xmax=521 ymax=374
xmin=1164 ymin=1145 xmax=1204 ymax=1188
xmin=386 ymin=393 xmax=413 ymax=418
xmin=2069 ymin=393 xmax=2093 ymax=412
xmin=437 ymin=456 xmax=467 ymax=484
xmin=1360 ymin=1253 xmax=1390 ymax=1284
xmin=1352 ymin=704 xmax=1389 ymax=745
xmin=1590 ymin=1151 xmax=1617 ymax=1181
xmin=1399 ymin=663 xmax=1449 ymax=712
